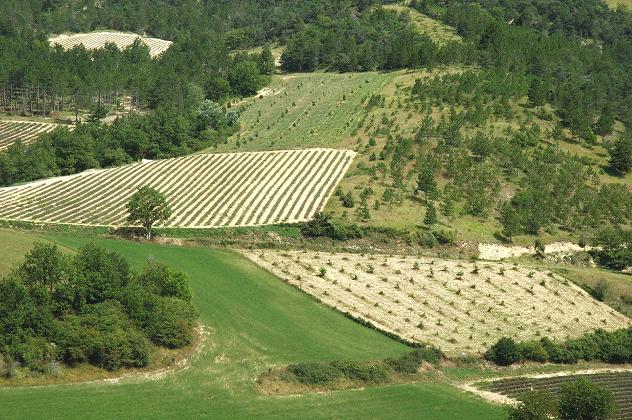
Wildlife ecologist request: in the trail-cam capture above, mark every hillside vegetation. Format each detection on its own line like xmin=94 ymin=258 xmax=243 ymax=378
xmin=0 ymin=231 xmax=503 ymax=419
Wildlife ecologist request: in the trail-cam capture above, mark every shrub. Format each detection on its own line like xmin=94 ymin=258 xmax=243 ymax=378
xmin=387 ymin=347 xmax=443 ymax=373
xmin=136 ymin=262 xmax=193 ymax=302
xmin=288 ymin=362 xmax=342 ymax=384
xmin=330 ymin=360 xmax=389 ymax=383
xmin=144 ymin=297 xmax=197 ymax=348
xmin=507 ymin=390 xmax=558 ymax=420
xmin=558 ymin=379 xmax=615 ymax=420
xmin=485 ymin=337 xmax=521 ymax=366
xmin=518 ymin=340 xmax=548 ymax=363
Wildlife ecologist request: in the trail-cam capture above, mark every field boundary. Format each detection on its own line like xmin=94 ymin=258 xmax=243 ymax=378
xmin=459 ymin=367 xmax=632 ymax=406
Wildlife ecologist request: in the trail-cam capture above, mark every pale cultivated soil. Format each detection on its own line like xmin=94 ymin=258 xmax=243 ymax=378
xmin=49 ymin=31 xmax=172 ymax=58
xmin=0 ymin=120 xmax=65 ymax=151
xmin=478 ymin=242 xmax=596 ymax=261
xmin=0 ymin=148 xmax=355 ymax=228
xmin=243 ymin=250 xmax=630 ymax=356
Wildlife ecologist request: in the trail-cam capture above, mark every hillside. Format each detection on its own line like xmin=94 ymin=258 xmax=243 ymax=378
xmin=0 ymin=231 xmax=503 ymax=419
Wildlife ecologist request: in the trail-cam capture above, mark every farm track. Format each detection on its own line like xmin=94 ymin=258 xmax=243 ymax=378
xmin=0 ymin=149 xmax=355 ymax=228
xmin=49 ymin=31 xmax=172 ymax=58
xmin=0 ymin=120 xmax=65 ymax=151
xmin=243 ymin=250 xmax=631 ymax=355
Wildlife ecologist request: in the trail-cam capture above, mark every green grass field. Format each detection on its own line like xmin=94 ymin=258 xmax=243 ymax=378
xmin=0 ymin=231 xmax=503 ymax=419
xmin=216 ymin=72 xmax=394 ymax=152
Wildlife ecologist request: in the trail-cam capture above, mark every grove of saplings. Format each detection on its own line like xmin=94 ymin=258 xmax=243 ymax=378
xmin=0 ymin=243 xmax=197 ymax=375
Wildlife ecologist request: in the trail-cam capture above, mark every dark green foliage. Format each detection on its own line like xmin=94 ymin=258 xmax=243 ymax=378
xmin=0 ymin=243 xmax=197 ymax=373
xmin=300 ymin=213 xmax=363 ymax=240
xmin=136 ymin=262 xmax=193 ymax=302
xmin=499 ymin=201 xmax=520 ymax=241
xmin=387 ymin=347 xmax=444 ymax=373
xmin=485 ymin=337 xmax=520 ymax=366
xmin=488 ymin=329 xmax=632 ymax=366
xmin=281 ymin=8 xmax=472 ymax=72
xmin=423 ymin=202 xmax=437 ymax=226
xmin=507 ymin=390 xmax=558 ymax=420
xmin=416 ymin=165 xmax=438 ymax=199
xmin=329 ymin=360 xmax=389 ymax=384
xmin=592 ymin=228 xmax=632 ymax=271
xmin=287 ymin=362 xmax=342 ymax=385
xmin=143 ymin=297 xmax=197 ymax=348
xmin=608 ymin=132 xmax=632 ymax=175
xmin=127 ymin=186 xmax=172 ymax=239
xmin=558 ymin=379 xmax=615 ymax=420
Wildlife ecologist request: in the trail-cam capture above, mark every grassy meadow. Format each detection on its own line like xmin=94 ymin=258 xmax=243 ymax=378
xmin=0 ymin=230 xmax=503 ymax=419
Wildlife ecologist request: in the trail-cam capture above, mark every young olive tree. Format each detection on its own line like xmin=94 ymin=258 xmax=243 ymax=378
xmin=127 ymin=186 xmax=172 ymax=239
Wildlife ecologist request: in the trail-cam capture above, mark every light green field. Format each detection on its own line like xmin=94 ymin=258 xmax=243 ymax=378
xmin=217 ymin=72 xmax=394 ymax=152
xmin=383 ymin=4 xmax=462 ymax=44
xmin=0 ymin=231 xmax=503 ymax=419
xmin=607 ymin=0 xmax=632 ymax=8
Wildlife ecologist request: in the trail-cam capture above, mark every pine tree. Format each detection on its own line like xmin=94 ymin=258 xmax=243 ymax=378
xmin=423 ymin=202 xmax=437 ymax=225
xmin=357 ymin=196 xmax=370 ymax=221
xmin=608 ymin=133 xmax=632 ymax=175
xmin=417 ymin=165 xmax=438 ymax=199
xmin=441 ymin=197 xmax=455 ymax=217
xmin=499 ymin=201 xmax=520 ymax=241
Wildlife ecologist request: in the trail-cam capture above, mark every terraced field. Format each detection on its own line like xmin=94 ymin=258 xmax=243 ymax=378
xmin=484 ymin=371 xmax=632 ymax=419
xmin=0 ymin=120 xmax=61 ymax=151
xmin=244 ymin=250 xmax=631 ymax=355
xmin=0 ymin=148 xmax=354 ymax=228
xmin=49 ymin=31 xmax=172 ymax=58
xmin=221 ymin=72 xmax=394 ymax=151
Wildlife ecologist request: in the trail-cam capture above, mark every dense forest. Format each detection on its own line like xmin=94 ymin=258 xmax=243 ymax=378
xmin=0 ymin=243 xmax=197 ymax=374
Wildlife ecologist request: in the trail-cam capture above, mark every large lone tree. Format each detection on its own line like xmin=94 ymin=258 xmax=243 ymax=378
xmin=127 ymin=186 xmax=172 ymax=239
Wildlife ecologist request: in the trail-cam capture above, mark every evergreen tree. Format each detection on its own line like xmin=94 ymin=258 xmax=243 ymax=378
xmin=608 ymin=133 xmax=632 ymax=175
xmin=423 ymin=202 xmax=437 ymax=226
xmin=258 ymin=44 xmax=275 ymax=75
xmin=499 ymin=201 xmax=520 ymax=241
xmin=416 ymin=165 xmax=438 ymax=199
xmin=594 ymin=105 xmax=615 ymax=137
xmin=357 ymin=196 xmax=370 ymax=221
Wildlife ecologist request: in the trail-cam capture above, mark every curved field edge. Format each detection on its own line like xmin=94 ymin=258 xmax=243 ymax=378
xmin=460 ymin=368 xmax=632 ymax=413
xmin=0 ymin=231 xmax=503 ymax=419
xmin=0 ymin=324 xmax=208 ymax=389
xmin=241 ymin=250 xmax=631 ymax=355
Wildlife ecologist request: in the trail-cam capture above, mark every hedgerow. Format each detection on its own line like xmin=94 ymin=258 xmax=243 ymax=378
xmin=486 ymin=329 xmax=632 ymax=366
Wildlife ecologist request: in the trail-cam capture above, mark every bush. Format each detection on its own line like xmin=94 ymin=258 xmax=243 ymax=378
xmin=387 ymin=347 xmax=443 ymax=373
xmin=144 ymin=297 xmax=197 ymax=348
xmin=518 ymin=341 xmax=548 ymax=363
xmin=329 ymin=360 xmax=390 ymax=384
xmin=507 ymin=390 xmax=558 ymax=420
xmin=558 ymin=379 xmax=615 ymax=420
xmin=288 ymin=362 xmax=342 ymax=384
xmin=486 ymin=337 xmax=521 ymax=366
xmin=136 ymin=262 xmax=193 ymax=302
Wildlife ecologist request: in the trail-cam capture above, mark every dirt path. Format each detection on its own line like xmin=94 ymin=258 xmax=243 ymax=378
xmin=458 ymin=367 xmax=632 ymax=406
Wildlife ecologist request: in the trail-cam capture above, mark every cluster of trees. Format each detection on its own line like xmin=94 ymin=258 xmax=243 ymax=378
xmin=0 ymin=243 xmax=197 ymax=375
xmin=0 ymin=0 xmax=367 ymax=47
xmin=0 ymin=34 xmax=272 ymax=117
xmin=0 ymin=100 xmax=239 ymax=186
xmin=485 ymin=328 xmax=632 ymax=366
xmin=415 ymin=0 xmax=632 ymax=135
xmin=281 ymin=7 xmax=475 ymax=72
